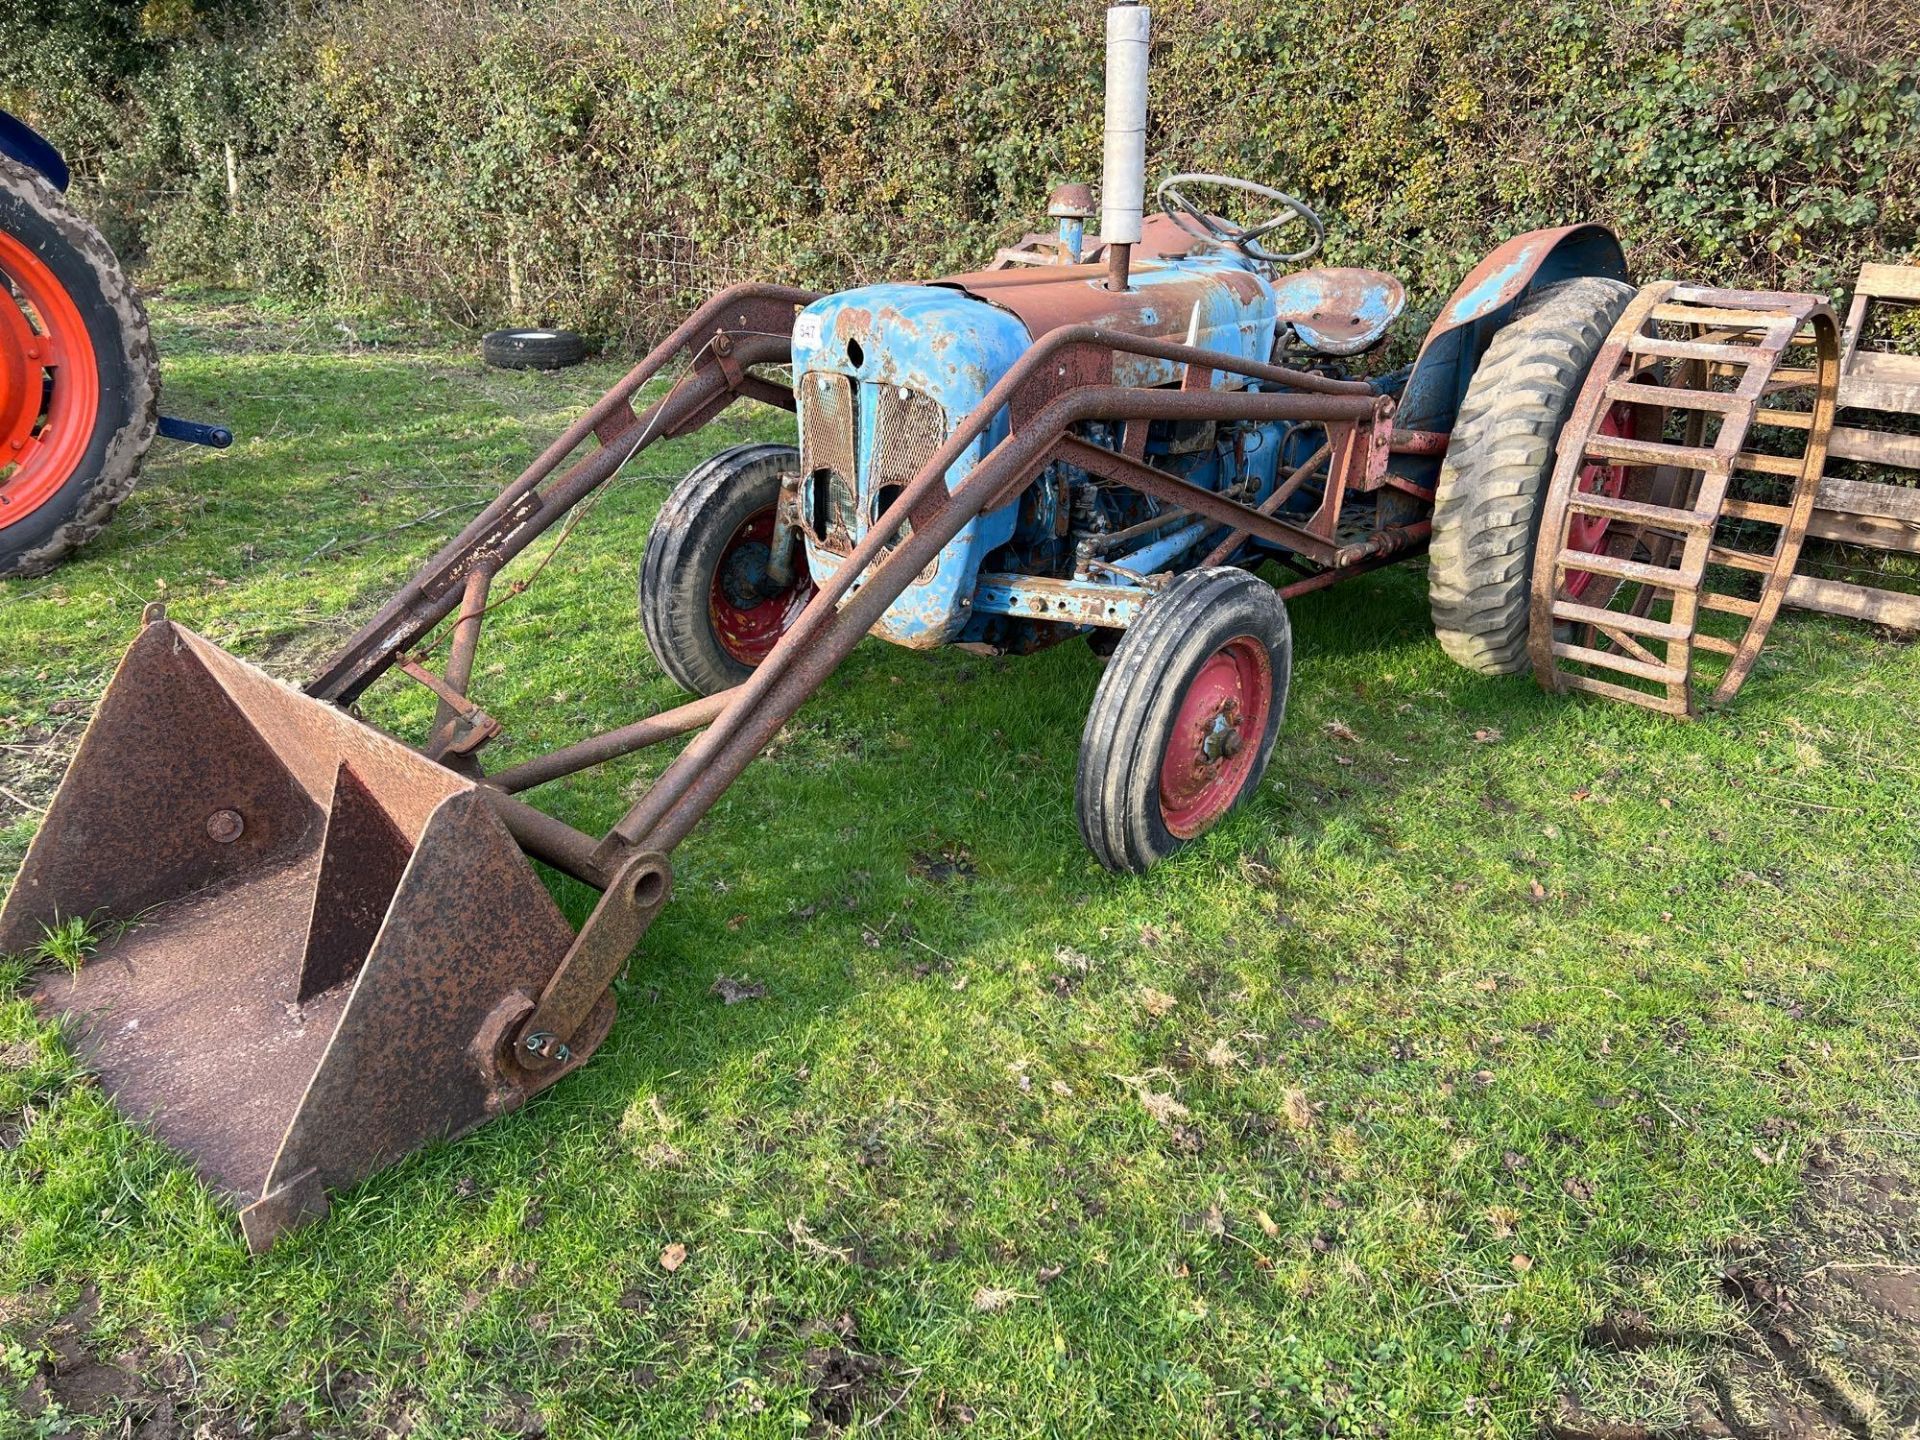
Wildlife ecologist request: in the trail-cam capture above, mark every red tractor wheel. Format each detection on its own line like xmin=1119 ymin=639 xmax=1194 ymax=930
xmin=639 ymin=443 xmax=816 ymax=696
xmin=0 ymin=158 xmax=156 ymax=578
xmin=1077 ymin=567 xmax=1292 ymax=873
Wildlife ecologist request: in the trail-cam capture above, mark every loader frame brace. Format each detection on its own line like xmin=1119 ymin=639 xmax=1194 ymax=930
xmin=303 ymin=283 xmax=1432 ymax=1073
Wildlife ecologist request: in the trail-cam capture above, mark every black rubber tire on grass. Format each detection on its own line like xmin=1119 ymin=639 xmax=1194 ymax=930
xmin=640 ymin=442 xmax=804 ymax=697
xmin=0 ymin=158 xmax=158 ymax=579
xmin=1427 ymin=276 xmax=1636 ymax=674
xmin=1076 ymin=567 xmax=1292 ymax=874
xmin=482 ymin=328 xmax=587 ymax=371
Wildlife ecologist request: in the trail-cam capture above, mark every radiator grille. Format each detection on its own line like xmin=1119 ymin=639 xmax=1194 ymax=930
xmin=799 ymin=371 xmax=857 ymax=486
xmin=872 ymin=385 xmax=947 ymax=493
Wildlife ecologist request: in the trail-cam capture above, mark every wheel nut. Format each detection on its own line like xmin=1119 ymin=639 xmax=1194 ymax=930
xmin=206 ymin=809 xmax=245 ymax=844
xmin=1201 ymin=711 xmax=1243 ymax=761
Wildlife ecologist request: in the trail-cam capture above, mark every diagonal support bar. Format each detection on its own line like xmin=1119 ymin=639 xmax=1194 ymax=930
xmin=307 ymin=285 xmax=820 ymax=706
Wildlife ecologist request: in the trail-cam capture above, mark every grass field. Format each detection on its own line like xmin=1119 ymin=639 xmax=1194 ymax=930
xmin=0 ymin=291 xmax=1917 ymax=1439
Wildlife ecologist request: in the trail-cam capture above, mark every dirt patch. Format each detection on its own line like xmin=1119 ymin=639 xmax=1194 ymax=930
xmin=1556 ymin=1145 xmax=1920 ymax=1438
xmin=1845 ymin=1270 xmax=1920 ymax=1325
xmin=0 ymin=718 xmax=82 ymax=823
xmin=804 ymin=1344 xmax=888 ymax=1428
xmin=7 ymin=1283 xmax=190 ymax=1437
xmin=908 ymin=843 xmax=975 ymax=885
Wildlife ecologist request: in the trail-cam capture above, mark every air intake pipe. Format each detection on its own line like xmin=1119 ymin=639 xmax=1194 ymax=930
xmin=1101 ymin=2 xmax=1150 ymax=291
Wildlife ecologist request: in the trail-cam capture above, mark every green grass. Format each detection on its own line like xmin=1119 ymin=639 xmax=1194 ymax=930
xmin=21 ymin=918 xmax=95 ymax=979
xmin=0 ymin=289 xmax=1917 ymax=1437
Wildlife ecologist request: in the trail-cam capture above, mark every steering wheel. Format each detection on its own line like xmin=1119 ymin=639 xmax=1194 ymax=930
xmin=1155 ymin=173 xmax=1325 ymax=266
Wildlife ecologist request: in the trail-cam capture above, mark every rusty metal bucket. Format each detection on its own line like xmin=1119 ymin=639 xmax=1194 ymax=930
xmin=0 ymin=616 xmax=610 ymax=1251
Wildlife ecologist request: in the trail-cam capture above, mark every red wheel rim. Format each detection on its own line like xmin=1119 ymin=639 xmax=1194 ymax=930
xmin=1158 ymin=636 xmax=1272 ymax=839
xmin=708 ymin=505 xmax=815 ymax=665
xmin=1563 ymin=401 xmax=1637 ymax=600
xmin=0 ymin=230 xmax=99 ymax=530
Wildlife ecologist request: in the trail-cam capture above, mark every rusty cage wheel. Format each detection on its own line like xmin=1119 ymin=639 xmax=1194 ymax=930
xmin=639 ymin=442 xmax=816 ymax=696
xmin=1528 ymin=283 xmax=1840 ymax=716
xmin=1076 ymin=567 xmax=1291 ymax=873
xmin=0 ymin=158 xmax=156 ymax=578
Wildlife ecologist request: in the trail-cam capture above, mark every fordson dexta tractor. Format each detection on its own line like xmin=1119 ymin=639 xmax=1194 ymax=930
xmin=2 ymin=4 xmax=1638 ymax=1250
xmin=0 ymin=111 xmax=229 ymax=576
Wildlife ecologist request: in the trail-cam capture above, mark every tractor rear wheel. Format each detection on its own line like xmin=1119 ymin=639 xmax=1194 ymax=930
xmin=1076 ymin=567 xmax=1291 ymax=873
xmin=640 ymin=442 xmax=814 ymax=696
xmin=1427 ymin=276 xmax=1635 ymax=674
xmin=0 ymin=158 xmax=157 ymax=579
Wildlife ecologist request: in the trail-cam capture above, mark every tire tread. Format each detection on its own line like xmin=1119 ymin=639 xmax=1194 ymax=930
xmin=1427 ymin=277 xmax=1635 ymax=674
xmin=1076 ymin=567 xmax=1292 ymax=873
xmin=0 ymin=158 xmax=158 ymax=579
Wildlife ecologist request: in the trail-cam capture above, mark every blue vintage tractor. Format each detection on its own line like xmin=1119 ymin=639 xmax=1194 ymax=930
xmin=636 ymin=175 xmax=1632 ymax=868
xmin=0 ymin=111 xmax=229 ymax=577
xmin=2 ymin=5 xmax=1646 ymax=1249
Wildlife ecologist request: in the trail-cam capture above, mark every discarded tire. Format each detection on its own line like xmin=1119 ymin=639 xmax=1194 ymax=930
xmin=481 ymin=328 xmax=587 ymax=371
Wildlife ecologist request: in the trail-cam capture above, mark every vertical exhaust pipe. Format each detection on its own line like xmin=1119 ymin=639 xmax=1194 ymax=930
xmin=1101 ymin=2 xmax=1150 ymax=291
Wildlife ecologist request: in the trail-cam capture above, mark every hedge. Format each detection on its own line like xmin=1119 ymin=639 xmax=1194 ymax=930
xmin=6 ymin=0 xmax=1917 ymax=343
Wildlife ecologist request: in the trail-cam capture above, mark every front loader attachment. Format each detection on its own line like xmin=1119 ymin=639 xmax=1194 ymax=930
xmin=0 ymin=617 xmax=611 ymax=1251
xmin=0 ymin=279 xmax=1405 ymax=1256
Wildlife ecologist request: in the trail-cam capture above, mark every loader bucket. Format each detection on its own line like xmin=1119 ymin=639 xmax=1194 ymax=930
xmin=0 ymin=617 xmax=610 ymax=1251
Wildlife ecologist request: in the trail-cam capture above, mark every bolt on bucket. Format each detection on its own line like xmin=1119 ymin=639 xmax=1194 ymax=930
xmin=0 ymin=616 xmax=609 ymax=1251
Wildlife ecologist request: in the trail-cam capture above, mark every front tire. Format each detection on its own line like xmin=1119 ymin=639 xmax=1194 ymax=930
xmin=639 ymin=443 xmax=814 ymax=696
xmin=1076 ymin=567 xmax=1292 ymax=873
xmin=0 ymin=158 xmax=157 ymax=579
xmin=1427 ymin=276 xmax=1636 ymax=675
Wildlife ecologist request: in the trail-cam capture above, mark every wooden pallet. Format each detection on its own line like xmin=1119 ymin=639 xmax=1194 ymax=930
xmin=1784 ymin=262 xmax=1920 ymax=631
xmin=1528 ymin=283 xmax=1839 ymax=717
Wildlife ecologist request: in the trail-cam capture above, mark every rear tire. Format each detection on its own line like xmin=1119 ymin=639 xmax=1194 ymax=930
xmin=640 ymin=443 xmax=814 ymax=696
xmin=1076 ymin=567 xmax=1292 ymax=873
xmin=1427 ymin=276 xmax=1635 ymax=674
xmin=0 ymin=158 xmax=157 ymax=579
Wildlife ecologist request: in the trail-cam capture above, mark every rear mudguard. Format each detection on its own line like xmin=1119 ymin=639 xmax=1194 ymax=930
xmin=0 ymin=110 xmax=70 ymax=191
xmin=1396 ymin=224 xmax=1628 ymax=438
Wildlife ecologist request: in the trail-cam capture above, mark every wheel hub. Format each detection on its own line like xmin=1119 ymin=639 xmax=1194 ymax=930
xmin=1199 ymin=703 xmax=1244 ymax=762
xmin=0 ymin=285 xmax=41 ymax=466
xmin=708 ymin=506 xmax=815 ymax=666
xmin=1158 ymin=638 xmax=1271 ymax=839
xmin=718 ymin=538 xmax=775 ymax=611
xmin=0 ymin=228 xmax=101 ymax=526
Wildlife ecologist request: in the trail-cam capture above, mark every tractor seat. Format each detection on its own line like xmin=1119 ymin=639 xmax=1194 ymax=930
xmin=1270 ymin=268 xmax=1406 ymax=356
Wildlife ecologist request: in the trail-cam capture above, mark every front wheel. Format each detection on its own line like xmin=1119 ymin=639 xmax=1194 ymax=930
xmin=1076 ymin=567 xmax=1292 ymax=873
xmin=639 ymin=442 xmax=815 ymax=696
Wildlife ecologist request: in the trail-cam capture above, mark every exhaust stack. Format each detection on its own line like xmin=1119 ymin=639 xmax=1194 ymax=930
xmin=1101 ymin=2 xmax=1150 ymax=291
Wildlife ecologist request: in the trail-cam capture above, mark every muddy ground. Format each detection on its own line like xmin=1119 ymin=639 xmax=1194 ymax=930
xmin=1555 ymin=1139 xmax=1920 ymax=1440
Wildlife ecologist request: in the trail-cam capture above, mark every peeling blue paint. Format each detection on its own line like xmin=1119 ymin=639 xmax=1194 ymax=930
xmin=1270 ymin=268 xmax=1405 ymax=355
xmin=1440 ymin=249 xmax=1540 ymax=327
xmin=792 ymin=284 xmax=1030 ymax=646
